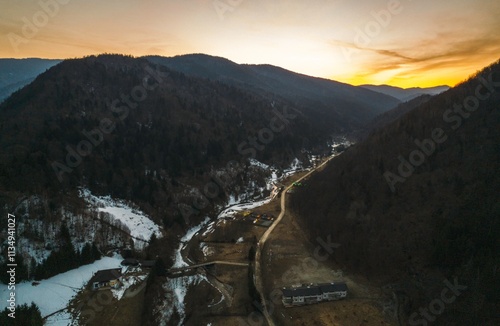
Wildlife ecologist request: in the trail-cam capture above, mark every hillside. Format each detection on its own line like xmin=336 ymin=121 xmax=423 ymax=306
xmin=0 ymin=58 xmax=61 ymax=103
xmin=361 ymin=84 xmax=449 ymax=102
xmin=0 ymin=54 xmax=339 ymax=226
xmin=146 ymin=54 xmax=401 ymax=131
xmin=353 ymin=94 xmax=434 ymax=141
xmin=291 ymin=60 xmax=500 ymax=325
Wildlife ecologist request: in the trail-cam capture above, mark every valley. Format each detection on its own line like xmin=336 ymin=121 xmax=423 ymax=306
xmin=0 ymin=54 xmax=498 ymax=326
xmin=149 ymin=141 xmax=396 ymax=326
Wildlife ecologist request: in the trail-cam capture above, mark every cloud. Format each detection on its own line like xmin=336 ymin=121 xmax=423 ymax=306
xmin=332 ymin=28 xmax=500 ymax=86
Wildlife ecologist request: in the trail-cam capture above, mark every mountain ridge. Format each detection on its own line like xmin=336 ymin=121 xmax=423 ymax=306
xmin=360 ymin=83 xmax=450 ymax=102
xmin=146 ymin=54 xmax=401 ymax=131
xmin=0 ymin=58 xmax=61 ymax=103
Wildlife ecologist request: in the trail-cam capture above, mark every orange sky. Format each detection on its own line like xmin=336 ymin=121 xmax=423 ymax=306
xmin=1 ymin=0 xmax=499 ymax=88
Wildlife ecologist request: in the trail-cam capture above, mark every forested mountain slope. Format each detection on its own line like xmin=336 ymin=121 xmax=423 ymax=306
xmin=291 ymin=60 xmax=500 ymax=325
xmin=146 ymin=54 xmax=401 ymax=131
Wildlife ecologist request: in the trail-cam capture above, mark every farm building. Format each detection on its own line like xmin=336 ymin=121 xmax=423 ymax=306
xmin=121 ymin=258 xmax=139 ymax=266
xmin=282 ymin=282 xmax=347 ymax=307
xmin=89 ymin=268 xmax=123 ymax=290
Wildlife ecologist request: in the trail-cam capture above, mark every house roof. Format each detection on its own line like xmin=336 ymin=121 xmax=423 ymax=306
xmin=89 ymin=268 xmax=122 ymax=284
xmin=121 ymin=258 xmax=139 ymax=266
xmin=282 ymin=285 xmax=321 ymax=298
xmin=319 ymin=282 xmax=348 ymax=293
xmin=282 ymin=282 xmax=348 ymax=298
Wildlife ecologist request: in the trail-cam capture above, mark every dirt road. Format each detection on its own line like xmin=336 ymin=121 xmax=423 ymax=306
xmin=254 ymin=156 xmax=335 ymax=326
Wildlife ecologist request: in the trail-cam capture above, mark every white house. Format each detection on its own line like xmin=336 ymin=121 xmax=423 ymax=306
xmin=282 ymin=282 xmax=348 ymax=307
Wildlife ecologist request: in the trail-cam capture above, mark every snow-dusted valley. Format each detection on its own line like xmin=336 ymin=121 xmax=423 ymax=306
xmin=0 ymin=138 xmax=350 ymax=325
xmin=154 ymin=146 xmax=350 ymax=325
xmin=0 ymin=18 xmax=497 ymax=324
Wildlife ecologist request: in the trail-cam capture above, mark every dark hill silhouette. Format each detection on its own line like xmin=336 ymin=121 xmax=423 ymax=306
xmin=291 ymin=59 xmax=500 ymax=325
xmin=353 ymin=94 xmax=434 ymax=141
xmin=0 ymin=58 xmax=61 ymax=103
xmin=146 ymin=54 xmax=401 ymax=131
xmin=0 ymin=54 xmax=330 ymax=227
xmin=361 ymin=84 xmax=449 ymax=102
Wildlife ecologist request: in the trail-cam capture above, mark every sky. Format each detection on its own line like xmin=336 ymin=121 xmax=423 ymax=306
xmin=1 ymin=0 xmax=499 ymax=88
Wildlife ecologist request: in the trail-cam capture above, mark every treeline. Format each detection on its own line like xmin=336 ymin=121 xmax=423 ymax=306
xmin=0 ymin=224 xmax=101 ymax=284
xmin=0 ymin=303 xmax=43 ymax=326
xmin=32 ymin=240 xmax=101 ymax=281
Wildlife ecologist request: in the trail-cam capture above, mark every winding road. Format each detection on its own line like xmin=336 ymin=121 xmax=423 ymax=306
xmin=254 ymin=155 xmax=336 ymax=326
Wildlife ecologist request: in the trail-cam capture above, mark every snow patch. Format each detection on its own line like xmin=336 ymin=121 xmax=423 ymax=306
xmin=0 ymin=254 xmax=123 ymax=318
xmin=158 ymin=274 xmax=207 ymax=326
xmin=283 ymin=158 xmax=303 ymax=175
xmin=80 ymin=189 xmax=162 ymax=247
xmin=45 ymin=310 xmax=76 ymax=326
xmin=173 ymin=217 xmax=211 ymax=268
xmin=249 ymin=158 xmax=270 ymax=170
xmin=112 ymin=272 xmax=147 ymax=300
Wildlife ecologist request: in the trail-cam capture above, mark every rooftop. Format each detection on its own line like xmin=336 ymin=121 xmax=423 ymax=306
xmin=89 ymin=268 xmax=122 ymax=284
xmin=282 ymin=282 xmax=347 ymax=298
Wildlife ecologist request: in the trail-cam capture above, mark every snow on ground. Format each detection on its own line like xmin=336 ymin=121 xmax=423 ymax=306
xmin=283 ymin=157 xmax=303 ymax=176
xmin=201 ymin=221 xmax=217 ymax=237
xmin=112 ymin=271 xmax=148 ymax=300
xmin=158 ymin=216 xmax=216 ymax=325
xmin=159 ymin=274 xmax=207 ymax=326
xmin=0 ymin=254 xmax=123 ymax=319
xmin=217 ymin=197 xmax=273 ymax=219
xmin=249 ymin=158 xmax=270 ymax=170
xmin=80 ymin=189 xmax=162 ymax=245
xmin=173 ymin=217 xmax=211 ymax=268
xmin=19 ymin=236 xmax=52 ymax=264
xmin=200 ymin=242 xmax=215 ymax=257
xmin=236 ymin=237 xmax=244 ymax=243
xmin=45 ymin=310 xmax=76 ymax=326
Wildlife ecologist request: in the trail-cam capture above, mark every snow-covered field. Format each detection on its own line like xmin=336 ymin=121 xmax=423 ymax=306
xmin=0 ymin=254 xmax=123 ymax=323
xmin=80 ymin=189 xmax=162 ymax=246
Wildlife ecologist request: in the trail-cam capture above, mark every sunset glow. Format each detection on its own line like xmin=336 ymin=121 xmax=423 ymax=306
xmin=1 ymin=0 xmax=499 ymax=88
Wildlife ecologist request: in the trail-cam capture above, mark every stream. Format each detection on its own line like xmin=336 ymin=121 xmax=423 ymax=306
xmin=158 ymin=164 xmax=301 ymax=325
xmin=157 ymin=142 xmax=349 ymax=325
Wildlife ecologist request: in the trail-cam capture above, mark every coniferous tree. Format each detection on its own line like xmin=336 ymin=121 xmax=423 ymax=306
xmin=0 ymin=303 xmax=43 ymax=326
xmin=91 ymin=242 xmax=101 ymax=261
